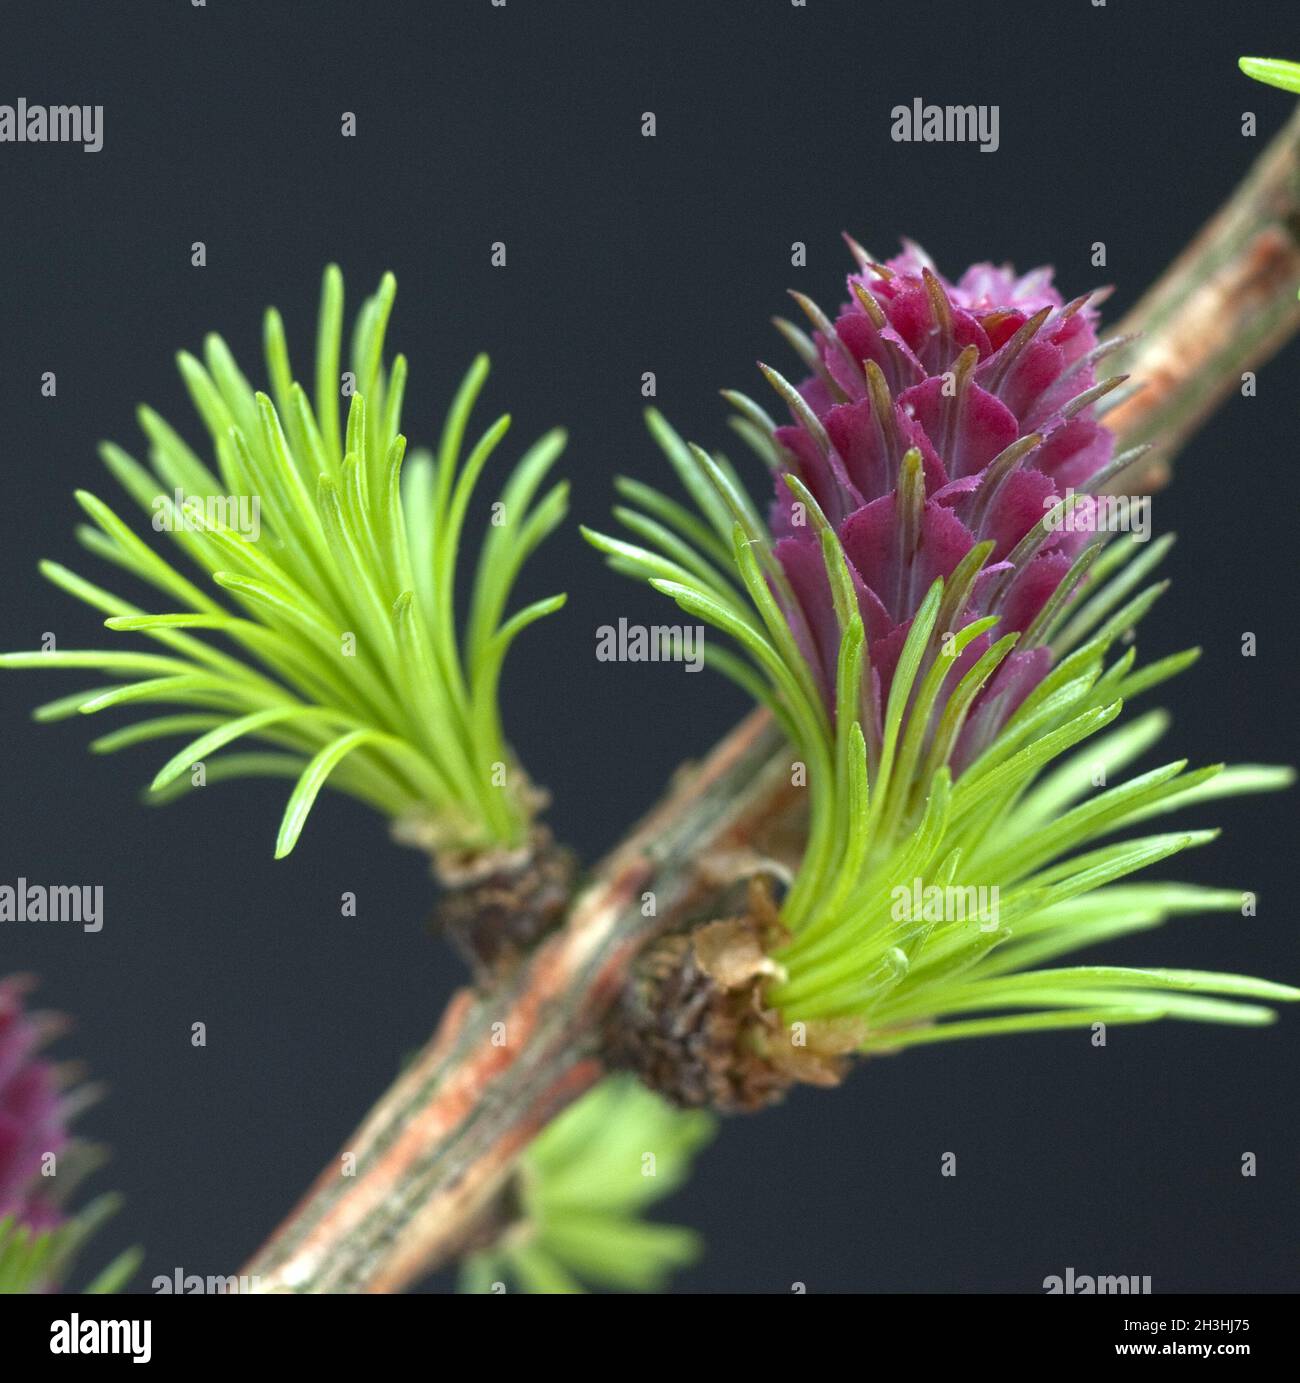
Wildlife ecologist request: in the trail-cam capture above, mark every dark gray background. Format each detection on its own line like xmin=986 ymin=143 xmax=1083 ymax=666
xmin=0 ymin=0 xmax=1296 ymax=1293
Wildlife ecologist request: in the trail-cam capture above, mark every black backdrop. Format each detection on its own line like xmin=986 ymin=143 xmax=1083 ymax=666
xmin=0 ymin=0 xmax=1296 ymax=1294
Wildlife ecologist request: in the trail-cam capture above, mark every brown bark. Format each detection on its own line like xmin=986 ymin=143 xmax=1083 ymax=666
xmin=1105 ymin=103 xmax=1300 ymax=493
xmin=245 ymin=712 xmax=792 ymax=1291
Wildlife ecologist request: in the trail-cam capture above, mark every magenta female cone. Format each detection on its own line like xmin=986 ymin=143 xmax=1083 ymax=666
xmin=771 ymin=242 xmax=1122 ymax=766
xmin=0 ymin=976 xmax=69 ymax=1232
